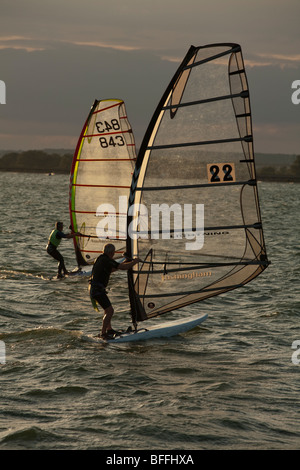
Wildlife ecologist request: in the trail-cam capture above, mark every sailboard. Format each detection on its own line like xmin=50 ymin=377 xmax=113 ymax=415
xmin=89 ymin=313 xmax=208 ymax=343
xmin=69 ymin=99 xmax=137 ymax=274
xmin=122 ymin=43 xmax=269 ymax=340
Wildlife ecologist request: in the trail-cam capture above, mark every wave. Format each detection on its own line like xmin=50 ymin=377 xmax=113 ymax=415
xmin=0 ymin=326 xmax=82 ymax=342
xmin=0 ymin=426 xmax=67 ymax=449
xmin=0 ymin=268 xmax=51 ymax=281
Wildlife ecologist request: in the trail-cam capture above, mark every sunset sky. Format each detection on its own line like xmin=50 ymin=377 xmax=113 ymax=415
xmin=0 ymin=0 xmax=299 ymax=154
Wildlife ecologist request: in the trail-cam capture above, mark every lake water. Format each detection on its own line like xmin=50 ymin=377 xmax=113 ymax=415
xmin=0 ymin=172 xmax=299 ymax=452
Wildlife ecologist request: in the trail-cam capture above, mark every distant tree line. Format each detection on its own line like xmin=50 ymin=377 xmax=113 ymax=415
xmin=257 ymin=155 xmax=300 ymax=182
xmin=0 ymin=150 xmax=73 ymax=173
xmin=0 ymin=149 xmax=299 ymax=182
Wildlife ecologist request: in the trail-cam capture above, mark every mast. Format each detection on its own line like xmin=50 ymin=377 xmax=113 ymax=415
xmin=126 ymin=46 xmax=198 ymax=324
xmin=69 ymin=100 xmax=98 ymax=266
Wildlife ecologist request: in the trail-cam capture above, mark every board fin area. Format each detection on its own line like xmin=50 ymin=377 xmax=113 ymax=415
xmin=49 ymin=265 xmax=94 ymax=281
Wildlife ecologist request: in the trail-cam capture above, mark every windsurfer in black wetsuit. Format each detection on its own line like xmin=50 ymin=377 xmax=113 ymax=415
xmin=46 ymin=221 xmax=80 ymax=278
xmin=89 ymin=243 xmax=139 ymax=339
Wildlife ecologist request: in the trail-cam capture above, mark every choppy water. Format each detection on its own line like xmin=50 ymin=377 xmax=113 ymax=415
xmin=0 ymin=172 xmax=299 ymax=451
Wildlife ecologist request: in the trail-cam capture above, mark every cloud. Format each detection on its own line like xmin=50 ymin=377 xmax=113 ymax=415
xmin=69 ymin=41 xmax=142 ymax=52
xmin=0 ymin=36 xmax=46 ymax=51
xmin=246 ymin=52 xmax=300 ymax=69
xmin=1 ymin=0 xmax=300 ymax=59
xmin=0 ymin=0 xmax=299 ymax=153
xmin=253 ymin=123 xmax=300 ymax=154
xmin=258 ymin=53 xmax=300 ymax=63
xmin=0 ymin=43 xmax=176 ymax=149
xmin=1 ymin=41 xmax=299 ymax=153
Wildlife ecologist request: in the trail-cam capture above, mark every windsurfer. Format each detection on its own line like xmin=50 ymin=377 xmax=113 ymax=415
xmin=89 ymin=243 xmax=139 ymax=339
xmin=46 ymin=221 xmax=80 ymax=278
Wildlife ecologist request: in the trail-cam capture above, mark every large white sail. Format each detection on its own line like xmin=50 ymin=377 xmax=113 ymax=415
xmin=126 ymin=44 xmax=269 ymax=325
xmin=70 ymin=99 xmax=136 ymax=266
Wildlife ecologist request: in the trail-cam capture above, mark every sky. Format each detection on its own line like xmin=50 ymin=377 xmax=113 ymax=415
xmin=0 ymin=0 xmax=299 ymax=154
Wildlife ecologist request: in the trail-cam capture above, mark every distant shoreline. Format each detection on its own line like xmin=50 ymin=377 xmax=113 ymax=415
xmin=257 ymin=177 xmax=300 ymax=183
xmin=0 ymin=168 xmax=69 ymax=174
xmin=0 ymin=149 xmax=299 ymax=183
xmin=0 ymin=167 xmax=299 ymax=183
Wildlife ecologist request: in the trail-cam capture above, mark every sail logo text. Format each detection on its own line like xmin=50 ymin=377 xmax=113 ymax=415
xmin=96 ymin=196 xmax=204 ymax=251
xmin=162 ymin=271 xmax=211 ymax=282
xmin=291 ymin=80 xmax=300 ymax=105
xmin=0 ymin=80 xmax=6 ymax=104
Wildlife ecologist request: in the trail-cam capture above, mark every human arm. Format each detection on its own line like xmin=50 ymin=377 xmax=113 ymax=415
xmin=65 ymin=231 xmax=81 ymax=239
xmin=56 ymin=230 xmax=82 ymax=240
xmin=116 ymin=258 xmax=140 ymax=271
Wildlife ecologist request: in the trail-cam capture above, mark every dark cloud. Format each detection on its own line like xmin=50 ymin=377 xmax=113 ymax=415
xmin=0 ymin=0 xmax=299 ymax=152
xmin=1 ymin=0 xmax=299 ymax=56
xmin=0 ymin=43 xmax=176 ymax=148
xmin=248 ymin=64 xmax=300 ymax=124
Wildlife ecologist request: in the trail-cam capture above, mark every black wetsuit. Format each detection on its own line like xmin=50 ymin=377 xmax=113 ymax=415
xmin=89 ymin=254 xmax=119 ymax=309
xmin=46 ymin=230 xmax=68 ymax=276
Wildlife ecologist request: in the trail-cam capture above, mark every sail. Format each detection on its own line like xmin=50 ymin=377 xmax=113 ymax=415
xmin=70 ymin=99 xmax=136 ymax=266
xmin=127 ymin=43 xmax=269 ymax=323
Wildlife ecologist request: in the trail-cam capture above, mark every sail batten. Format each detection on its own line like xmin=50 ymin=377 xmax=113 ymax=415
xmin=131 ymin=223 xmax=261 ymax=237
xmin=183 ymin=44 xmax=241 ymax=70
xmin=132 ymin=261 xmax=266 ymax=274
xmin=140 ymin=285 xmax=245 ymax=298
xmin=136 ymin=180 xmax=253 ymax=190
xmin=127 ymin=43 xmax=269 ymax=324
xmin=147 ymin=136 xmax=252 ymax=150
xmin=75 ymin=159 xmax=136 ymax=162
xmin=162 ymin=90 xmax=248 ymax=110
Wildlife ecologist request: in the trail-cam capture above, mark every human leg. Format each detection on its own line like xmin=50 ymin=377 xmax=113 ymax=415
xmin=102 ymin=305 xmax=114 ymax=336
xmin=47 ymin=245 xmax=67 ymax=276
xmin=92 ymin=291 xmax=115 ymax=337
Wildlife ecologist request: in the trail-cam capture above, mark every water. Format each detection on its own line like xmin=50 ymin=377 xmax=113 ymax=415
xmin=0 ymin=172 xmax=299 ymax=450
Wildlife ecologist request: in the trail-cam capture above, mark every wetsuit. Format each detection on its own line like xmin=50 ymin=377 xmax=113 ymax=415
xmin=46 ymin=229 xmax=68 ymax=276
xmin=89 ymin=253 xmax=119 ymax=309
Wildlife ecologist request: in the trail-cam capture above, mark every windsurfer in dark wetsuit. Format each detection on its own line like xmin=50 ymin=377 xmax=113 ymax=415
xmin=89 ymin=243 xmax=139 ymax=339
xmin=46 ymin=221 xmax=80 ymax=278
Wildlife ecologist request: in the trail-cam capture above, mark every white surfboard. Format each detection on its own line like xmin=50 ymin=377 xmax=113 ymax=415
xmin=50 ymin=266 xmax=92 ymax=280
xmin=69 ymin=265 xmax=93 ymax=277
xmin=96 ymin=313 xmax=208 ymax=343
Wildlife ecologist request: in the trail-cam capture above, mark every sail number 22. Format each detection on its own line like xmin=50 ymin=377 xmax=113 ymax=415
xmin=207 ymin=163 xmax=236 ymax=183
xmin=96 ymin=119 xmax=125 ymax=148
